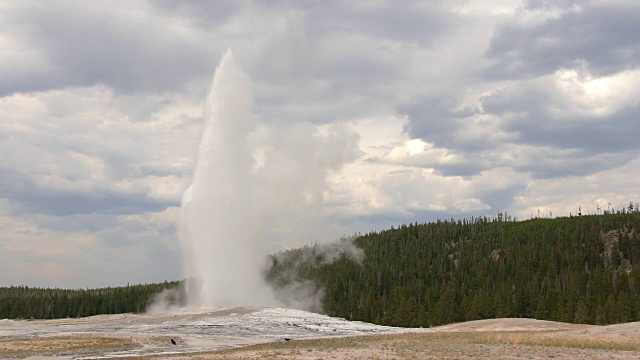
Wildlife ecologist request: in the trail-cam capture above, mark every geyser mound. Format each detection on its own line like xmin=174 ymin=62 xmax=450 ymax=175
xmin=179 ymin=50 xmax=360 ymax=308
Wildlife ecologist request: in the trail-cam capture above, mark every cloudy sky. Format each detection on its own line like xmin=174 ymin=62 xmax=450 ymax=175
xmin=1 ymin=0 xmax=639 ymax=288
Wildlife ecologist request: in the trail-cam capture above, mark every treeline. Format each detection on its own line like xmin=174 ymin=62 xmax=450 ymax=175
xmin=0 ymin=280 xmax=182 ymax=319
xmin=266 ymin=210 xmax=640 ymax=327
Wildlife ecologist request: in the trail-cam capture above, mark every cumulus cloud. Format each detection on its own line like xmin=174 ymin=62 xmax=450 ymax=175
xmin=0 ymin=86 xmax=197 ymax=216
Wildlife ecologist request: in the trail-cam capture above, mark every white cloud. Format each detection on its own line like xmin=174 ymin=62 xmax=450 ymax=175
xmin=512 ymin=155 xmax=640 ymax=219
xmin=0 ymin=85 xmax=200 ymax=214
xmin=552 ymin=67 xmax=640 ymax=118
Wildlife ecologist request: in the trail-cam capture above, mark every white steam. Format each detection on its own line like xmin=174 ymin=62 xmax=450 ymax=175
xmin=178 ymin=49 xmax=360 ymax=307
xmin=265 ymin=237 xmax=365 ymax=312
xmin=146 ymin=286 xmax=186 ymax=314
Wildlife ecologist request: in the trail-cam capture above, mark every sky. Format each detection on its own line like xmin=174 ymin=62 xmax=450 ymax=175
xmin=1 ymin=0 xmax=639 ymax=288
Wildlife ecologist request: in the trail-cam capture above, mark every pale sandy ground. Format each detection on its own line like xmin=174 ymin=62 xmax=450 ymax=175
xmin=2 ymin=308 xmax=640 ymax=359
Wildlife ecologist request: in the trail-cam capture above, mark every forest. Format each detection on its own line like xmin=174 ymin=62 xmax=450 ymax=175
xmin=0 ymin=280 xmax=181 ymax=319
xmin=3 ymin=207 xmax=640 ymax=329
xmin=266 ymin=207 xmax=640 ymax=327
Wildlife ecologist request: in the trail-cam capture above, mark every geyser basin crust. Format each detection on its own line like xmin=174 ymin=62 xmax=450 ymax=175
xmin=0 ymin=306 xmax=425 ymax=358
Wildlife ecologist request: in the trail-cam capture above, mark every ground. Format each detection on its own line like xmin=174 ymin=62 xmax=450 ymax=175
xmin=1 ymin=308 xmax=640 ymax=359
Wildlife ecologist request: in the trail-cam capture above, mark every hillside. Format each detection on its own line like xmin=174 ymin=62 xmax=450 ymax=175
xmin=266 ymin=210 xmax=640 ymax=327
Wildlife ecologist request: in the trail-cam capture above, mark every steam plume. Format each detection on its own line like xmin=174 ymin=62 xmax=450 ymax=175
xmin=178 ymin=50 xmax=360 ymax=307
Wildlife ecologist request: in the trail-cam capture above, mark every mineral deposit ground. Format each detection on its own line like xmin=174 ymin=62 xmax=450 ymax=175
xmin=2 ymin=307 xmax=640 ymax=359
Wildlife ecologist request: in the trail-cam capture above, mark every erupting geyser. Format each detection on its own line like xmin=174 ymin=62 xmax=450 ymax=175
xmin=179 ymin=49 xmax=360 ymax=308
xmin=179 ymin=50 xmax=273 ymax=306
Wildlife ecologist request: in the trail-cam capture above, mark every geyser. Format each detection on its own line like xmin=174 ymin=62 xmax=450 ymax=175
xmin=179 ymin=50 xmax=270 ymax=306
xmin=179 ymin=49 xmax=360 ymax=308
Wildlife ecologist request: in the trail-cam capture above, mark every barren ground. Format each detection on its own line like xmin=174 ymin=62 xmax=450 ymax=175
xmin=2 ymin=308 xmax=640 ymax=359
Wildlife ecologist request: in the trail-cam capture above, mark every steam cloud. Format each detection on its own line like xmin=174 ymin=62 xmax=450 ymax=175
xmin=178 ymin=50 xmax=360 ymax=308
xmin=146 ymin=285 xmax=187 ymax=314
xmin=265 ymin=236 xmax=365 ymax=312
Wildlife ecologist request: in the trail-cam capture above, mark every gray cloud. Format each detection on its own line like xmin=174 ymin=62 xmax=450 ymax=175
xmin=505 ymin=109 xmax=640 ymax=155
xmin=0 ymin=171 xmax=175 ymax=217
xmin=306 ymin=1 xmax=451 ymax=45
xmin=477 ymin=183 xmax=527 ymax=213
xmin=401 ymin=99 xmax=474 ymax=149
xmin=484 ymin=2 xmax=640 ymax=79
xmin=153 ymin=0 xmax=243 ymax=29
xmin=432 ymin=160 xmax=491 ymax=178
xmin=515 ymin=150 xmax=636 ymax=179
xmin=0 ymin=2 xmax=213 ymax=95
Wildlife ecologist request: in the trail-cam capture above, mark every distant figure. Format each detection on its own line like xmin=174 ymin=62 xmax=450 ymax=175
xmin=284 ymin=338 xmax=292 ymax=341
xmin=171 ymin=338 xmax=177 ymax=345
